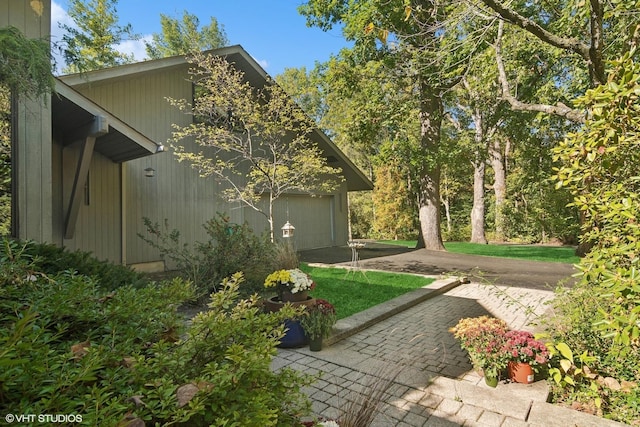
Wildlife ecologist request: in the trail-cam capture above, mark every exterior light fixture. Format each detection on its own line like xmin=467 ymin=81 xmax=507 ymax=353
xmin=281 ymin=221 xmax=295 ymax=238
xmin=144 ymin=167 xmax=155 ymax=177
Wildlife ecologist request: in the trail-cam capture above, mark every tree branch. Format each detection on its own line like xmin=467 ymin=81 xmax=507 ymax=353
xmin=479 ymin=0 xmax=607 ymax=85
xmin=494 ymin=21 xmax=585 ymax=123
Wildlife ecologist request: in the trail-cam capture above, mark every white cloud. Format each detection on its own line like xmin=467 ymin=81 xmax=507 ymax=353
xmin=51 ymin=1 xmax=74 ymax=42
xmin=117 ymin=36 xmax=151 ymax=62
xmin=50 ymin=1 xmax=150 ymax=73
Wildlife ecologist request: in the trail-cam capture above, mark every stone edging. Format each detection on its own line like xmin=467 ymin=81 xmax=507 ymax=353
xmin=323 ymin=272 xmax=465 ymax=346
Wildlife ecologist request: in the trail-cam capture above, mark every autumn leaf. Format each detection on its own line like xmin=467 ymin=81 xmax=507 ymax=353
xmin=71 ymin=340 xmax=90 ymax=359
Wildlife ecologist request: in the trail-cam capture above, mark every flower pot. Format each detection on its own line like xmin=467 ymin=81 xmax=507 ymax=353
xmin=484 ymin=374 xmax=499 ymax=388
xmin=282 ymin=290 xmax=308 ymax=302
xmin=278 ymin=319 xmax=308 ymax=348
xmin=263 ymin=296 xmax=315 ymax=312
xmin=309 ymin=336 xmax=323 ymax=352
xmin=262 ymin=297 xmax=315 ymax=349
xmin=508 ymin=361 xmax=534 ymax=384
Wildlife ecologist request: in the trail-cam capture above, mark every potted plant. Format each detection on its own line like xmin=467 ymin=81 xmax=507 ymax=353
xmin=450 ymin=316 xmax=510 ymax=387
xmin=503 ymin=330 xmax=550 ymax=384
xmin=299 ymin=299 xmax=337 ymax=351
xmin=264 ymin=268 xmax=315 ymax=302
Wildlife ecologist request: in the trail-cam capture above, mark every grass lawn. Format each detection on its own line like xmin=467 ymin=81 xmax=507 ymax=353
xmin=377 ymin=240 xmax=579 ymax=264
xmin=300 ymin=263 xmax=434 ymax=320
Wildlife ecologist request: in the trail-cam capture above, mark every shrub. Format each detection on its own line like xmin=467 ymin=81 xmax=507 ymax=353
xmin=546 ymin=51 xmax=640 ymax=423
xmin=139 ymin=213 xmax=277 ymax=298
xmin=0 ymin=241 xmax=314 ymax=425
xmin=0 ymin=238 xmax=148 ymax=291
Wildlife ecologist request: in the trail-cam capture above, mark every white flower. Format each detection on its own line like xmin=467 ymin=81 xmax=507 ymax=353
xmin=318 ymin=421 xmax=339 ymax=427
xmin=288 ymin=268 xmax=314 ymax=293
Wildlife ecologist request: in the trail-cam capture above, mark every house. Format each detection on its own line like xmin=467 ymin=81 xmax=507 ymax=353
xmin=3 ymin=0 xmax=372 ymax=271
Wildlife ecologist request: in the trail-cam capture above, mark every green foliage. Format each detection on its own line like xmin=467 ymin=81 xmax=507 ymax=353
xmin=0 ymin=238 xmax=147 ymax=291
xmin=0 ymin=86 xmax=9 ymax=235
xmin=139 ymin=213 xmax=278 ymax=298
xmin=299 ymin=299 xmax=337 ymax=339
xmin=0 ymin=241 xmax=313 ymax=425
xmin=546 ymin=342 xmax=597 ymax=389
xmin=145 ymin=11 xmax=228 ymax=59
xmin=60 ymin=0 xmax=138 ymax=73
xmin=553 ymin=51 xmax=640 ymax=347
xmin=372 ymin=160 xmax=417 ymax=240
xmin=0 ymin=26 xmax=54 ymax=98
xmin=348 ymin=191 xmax=375 ymax=239
xmin=546 ymin=51 xmax=640 ymax=423
xmin=169 ymin=52 xmax=343 ymax=241
xmin=0 ymin=240 xmax=194 ymax=423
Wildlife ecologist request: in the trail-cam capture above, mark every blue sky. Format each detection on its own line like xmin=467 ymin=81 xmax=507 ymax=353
xmin=51 ymin=1 xmax=350 ymax=76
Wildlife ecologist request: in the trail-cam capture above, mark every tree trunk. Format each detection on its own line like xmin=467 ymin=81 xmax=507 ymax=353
xmin=268 ymin=193 xmax=275 ymax=243
xmin=416 ymin=81 xmax=445 ymax=251
xmin=470 ymin=159 xmax=487 ymax=244
xmin=489 ymin=138 xmax=507 ymax=241
xmin=470 ymin=105 xmax=487 ymax=244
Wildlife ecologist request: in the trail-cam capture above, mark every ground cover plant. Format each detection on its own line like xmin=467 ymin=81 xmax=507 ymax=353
xmin=0 ymin=238 xmax=313 ymax=426
xmin=300 ymin=264 xmax=434 ymax=319
xmin=378 ymin=240 xmax=580 ymax=264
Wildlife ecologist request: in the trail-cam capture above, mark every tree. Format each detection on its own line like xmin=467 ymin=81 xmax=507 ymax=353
xmin=145 ymin=11 xmax=228 ymax=59
xmin=60 ymin=0 xmax=137 ymax=73
xmin=477 ymin=0 xmax=639 ymax=253
xmin=299 ymin=1 xmax=476 ymax=250
xmin=168 ymin=52 xmax=343 ymax=242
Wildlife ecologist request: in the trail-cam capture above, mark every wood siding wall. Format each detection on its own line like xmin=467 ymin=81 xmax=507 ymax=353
xmin=70 ymin=67 xmax=349 ymax=265
xmin=2 ymin=0 xmax=53 ymax=242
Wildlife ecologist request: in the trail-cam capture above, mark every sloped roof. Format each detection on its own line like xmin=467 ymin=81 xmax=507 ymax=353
xmin=59 ymin=45 xmax=373 ymax=191
xmin=52 ymin=79 xmax=163 ymax=162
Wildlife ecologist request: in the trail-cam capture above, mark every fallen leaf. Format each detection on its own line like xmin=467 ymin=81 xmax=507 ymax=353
xmin=603 ymin=376 xmax=621 ymax=391
xmin=176 ymin=383 xmax=199 ymax=408
xmin=71 ymin=341 xmax=90 ymax=359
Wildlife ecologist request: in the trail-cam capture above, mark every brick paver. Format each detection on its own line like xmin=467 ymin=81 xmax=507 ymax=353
xmin=275 ymin=245 xmax=629 ymax=427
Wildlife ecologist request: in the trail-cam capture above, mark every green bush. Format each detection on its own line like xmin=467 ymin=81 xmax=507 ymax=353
xmin=0 ymin=240 xmax=313 ymax=425
xmin=0 ymin=238 xmax=148 ymax=291
xmin=140 ymin=213 xmax=277 ymax=298
xmin=546 ymin=51 xmax=640 ymax=423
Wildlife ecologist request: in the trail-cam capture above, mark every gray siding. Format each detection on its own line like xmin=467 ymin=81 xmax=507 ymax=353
xmin=2 ymin=0 xmax=53 ymax=242
xmin=63 ymin=151 xmax=121 ymax=261
xmin=69 ymin=66 xmax=350 ymax=265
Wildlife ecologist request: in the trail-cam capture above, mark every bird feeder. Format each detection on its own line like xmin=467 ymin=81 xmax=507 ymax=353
xmin=281 ymin=221 xmax=295 ymax=238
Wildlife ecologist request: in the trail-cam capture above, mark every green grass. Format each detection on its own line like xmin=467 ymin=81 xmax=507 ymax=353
xmin=377 ymin=239 xmax=417 ymax=248
xmin=300 ymin=264 xmax=434 ymax=319
xmin=378 ymin=240 xmax=579 ymax=264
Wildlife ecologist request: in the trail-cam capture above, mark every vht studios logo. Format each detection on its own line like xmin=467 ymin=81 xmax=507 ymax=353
xmin=5 ymin=413 xmax=83 ymax=423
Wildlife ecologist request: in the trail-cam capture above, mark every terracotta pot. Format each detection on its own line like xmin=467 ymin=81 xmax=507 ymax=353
xmin=309 ymin=336 xmax=323 ymax=352
xmin=508 ymin=361 xmax=534 ymax=384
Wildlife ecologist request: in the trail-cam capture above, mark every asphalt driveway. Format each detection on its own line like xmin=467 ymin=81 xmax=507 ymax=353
xmin=299 ymin=242 xmax=577 ymax=290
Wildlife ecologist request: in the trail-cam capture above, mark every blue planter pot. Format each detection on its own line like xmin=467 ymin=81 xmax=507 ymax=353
xmin=278 ymin=319 xmax=308 ymax=348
